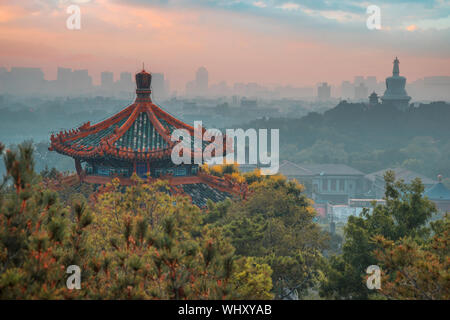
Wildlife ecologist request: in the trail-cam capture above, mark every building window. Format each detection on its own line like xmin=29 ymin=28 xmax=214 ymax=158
xmin=331 ymin=179 xmax=336 ymax=191
xmin=356 ymin=179 xmax=362 ymax=192
xmin=98 ymin=166 xmax=110 ymax=176
xmin=175 ymin=167 xmax=187 ymax=176
xmin=339 ymin=179 xmax=345 ymax=192
xmin=85 ymin=164 xmax=93 ymax=174
xmin=322 ymin=179 xmax=328 ymax=191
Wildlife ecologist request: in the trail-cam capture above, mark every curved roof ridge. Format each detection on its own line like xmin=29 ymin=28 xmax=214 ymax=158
xmin=425 ymin=182 xmax=450 ymax=200
xmin=280 ymin=160 xmax=314 ymax=175
xmin=290 ymin=161 xmax=314 ymax=174
xmin=62 ymin=103 xmax=136 ymax=143
xmin=107 ymin=102 xmax=142 ymax=144
xmin=151 ymin=103 xmax=195 ymax=134
xmin=145 ymin=104 xmax=173 ymax=145
xmin=87 ymin=103 xmax=135 ymax=131
xmin=50 ymin=86 xmax=228 ymax=161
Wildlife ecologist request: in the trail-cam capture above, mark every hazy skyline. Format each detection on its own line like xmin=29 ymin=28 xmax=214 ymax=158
xmin=0 ymin=0 xmax=449 ymax=90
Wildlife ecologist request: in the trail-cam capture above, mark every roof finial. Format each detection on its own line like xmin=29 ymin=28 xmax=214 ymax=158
xmin=142 ymin=62 xmax=145 ymax=71
xmin=393 ymin=57 xmax=400 ymax=76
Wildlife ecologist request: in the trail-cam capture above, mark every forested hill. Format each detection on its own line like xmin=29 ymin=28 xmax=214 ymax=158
xmin=240 ymin=101 xmax=450 ymax=182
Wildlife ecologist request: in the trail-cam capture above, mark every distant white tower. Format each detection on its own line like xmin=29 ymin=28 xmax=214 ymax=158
xmin=381 ymin=57 xmax=411 ymax=111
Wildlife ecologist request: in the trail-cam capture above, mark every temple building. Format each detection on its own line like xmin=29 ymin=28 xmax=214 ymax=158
xmin=368 ymin=91 xmax=379 ymax=107
xmin=424 ymin=175 xmax=450 ymax=213
xmin=49 ymin=68 xmax=241 ymax=207
xmin=278 ymin=160 xmax=367 ymax=204
xmin=381 ymin=57 xmax=411 ymax=111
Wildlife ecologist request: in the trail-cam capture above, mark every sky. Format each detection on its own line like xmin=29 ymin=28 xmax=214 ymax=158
xmin=0 ymin=0 xmax=449 ymax=91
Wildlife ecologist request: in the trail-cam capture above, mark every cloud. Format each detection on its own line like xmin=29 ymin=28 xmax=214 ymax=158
xmin=415 ymin=15 xmax=450 ymax=30
xmin=252 ymin=1 xmax=267 ymax=8
xmin=0 ymin=0 xmax=448 ymax=90
xmin=406 ymin=24 xmax=418 ymax=31
xmin=276 ymin=3 xmax=300 ymax=11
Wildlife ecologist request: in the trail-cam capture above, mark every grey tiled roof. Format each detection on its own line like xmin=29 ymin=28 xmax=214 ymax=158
xmin=365 ymin=167 xmax=436 ymax=185
xmin=424 ymin=182 xmax=450 ymax=200
xmin=181 ymin=183 xmax=232 ymax=208
xmin=279 ymin=160 xmax=364 ymax=177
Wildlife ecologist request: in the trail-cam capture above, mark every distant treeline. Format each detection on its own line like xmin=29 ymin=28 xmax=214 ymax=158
xmin=0 ymin=96 xmax=127 ymax=143
xmin=1 ymin=99 xmax=450 ymax=187
xmin=241 ymin=101 xmax=450 ymax=183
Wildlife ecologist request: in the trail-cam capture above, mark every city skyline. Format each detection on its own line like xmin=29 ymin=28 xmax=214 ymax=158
xmin=1 ymin=62 xmax=450 ymax=101
xmin=0 ymin=0 xmax=449 ymax=91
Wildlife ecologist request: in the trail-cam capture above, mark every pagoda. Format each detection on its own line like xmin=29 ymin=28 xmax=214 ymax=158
xmin=381 ymin=57 xmax=411 ymax=111
xmin=49 ymin=68 xmax=240 ymax=207
xmin=424 ymin=175 xmax=450 ymax=213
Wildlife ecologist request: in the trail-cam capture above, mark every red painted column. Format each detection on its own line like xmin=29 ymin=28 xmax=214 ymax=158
xmin=74 ymin=158 xmax=83 ymax=182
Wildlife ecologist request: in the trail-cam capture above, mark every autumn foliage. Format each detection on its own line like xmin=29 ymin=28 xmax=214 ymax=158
xmin=0 ymin=142 xmax=272 ymax=299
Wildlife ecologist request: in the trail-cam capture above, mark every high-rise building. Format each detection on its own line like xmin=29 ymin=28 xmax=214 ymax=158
xmin=152 ymin=73 xmax=167 ymax=100
xmin=116 ymin=72 xmax=133 ymax=93
xmin=57 ymin=67 xmax=72 ymax=83
xmin=0 ymin=67 xmax=7 ymax=76
xmin=195 ymin=67 xmax=208 ymax=95
xmin=354 ymin=76 xmax=364 ymax=86
xmin=101 ymin=71 xmax=114 ymax=88
xmin=72 ymin=69 xmax=92 ymax=93
xmin=164 ymin=79 xmax=171 ymax=97
xmin=56 ymin=67 xmax=72 ymax=94
xmin=9 ymin=67 xmax=45 ymax=94
xmin=120 ymin=72 xmax=132 ymax=83
xmin=317 ymin=82 xmax=331 ymax=101
xmin=0 ymin=67 xmax=9 ymax=93
xmin=354 ymin=83 xmax=368 ymax=100
xmin=365 ymin=76 xmax=377 ymax=92
xmin=185 ymin=80 xmax=196 ymax=96
xmin=340 ymin=81 xmax=354 ymax=100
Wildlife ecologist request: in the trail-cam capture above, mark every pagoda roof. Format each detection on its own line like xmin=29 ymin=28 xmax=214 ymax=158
xmin=365 ymin=167 xmax=437 ymax=186
xmin=424 ymin=182 xmax=450 ymax=201
xmin=279 ymin=160 xmax=364 ymax=176
xmin=50 ymin=70 xmax=226 ymax=162
xmin=45 ymin=172 xmax=241 ymax=208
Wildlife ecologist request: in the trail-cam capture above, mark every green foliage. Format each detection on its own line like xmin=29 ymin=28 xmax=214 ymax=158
xmin=243 ymin=102 xmax=450 ymax=179
xmin=0 ymin=144 xmax=272 ymax=299
xmin=320 ymin=171 xmax=438 ymax=299
xmin=373 ymin=214 xmax=449 ymax=300
xmin=232 ymin=257 xmax=273 ymax=300
xmin=2 ymin=142 xmax=447 ymax=300
xmin=0 ymin=142 xmax=93 ymax=299
xmin=208 ymin=172 xmax=326 ymax=299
